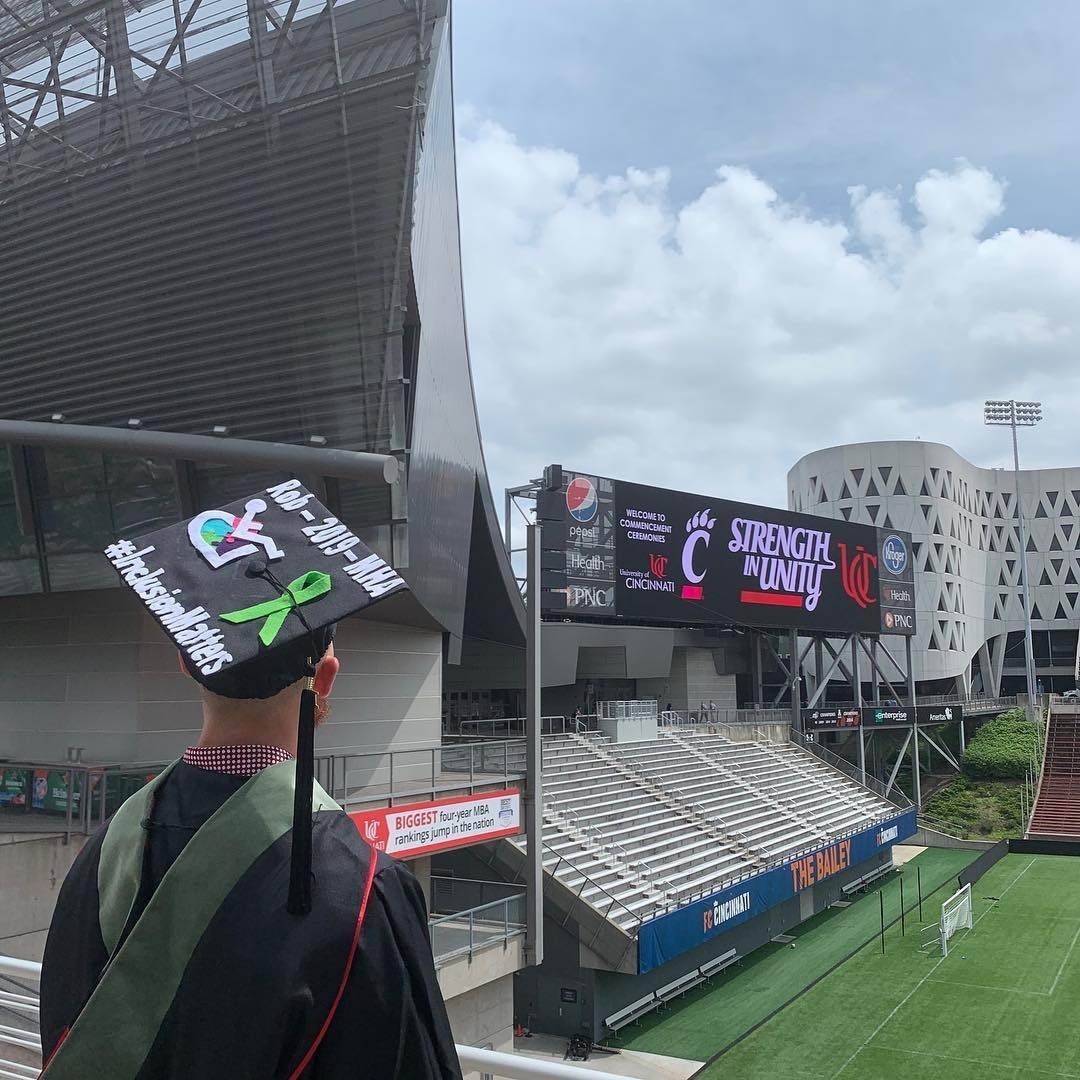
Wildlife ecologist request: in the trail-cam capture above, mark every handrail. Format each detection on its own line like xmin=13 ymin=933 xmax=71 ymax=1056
xmin=0 ymin=956 xmax=639 ymax=1080
xmin=0 ymin=739 xmax=528 ymax=836
xmin=541 ymin=842 xmax=643 ymax=933
xmin=788 ymin=728 xmax=913 ymax=808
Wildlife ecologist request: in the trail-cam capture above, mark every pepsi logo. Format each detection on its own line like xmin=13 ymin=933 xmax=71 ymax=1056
xmin=566 ymin=476 xmax=598 ymax=523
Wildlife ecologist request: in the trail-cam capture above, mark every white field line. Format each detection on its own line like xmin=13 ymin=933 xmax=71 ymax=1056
xmin=1049 ymin=920 xmax=1080 ymax=996
xmin=870 ymin=1044 xmax=1080 ymax=1079
xmin=832 ymin=857 xmax=1038 ymax=1079
xmin=928 ymin=977 xmax=1046 ymax=997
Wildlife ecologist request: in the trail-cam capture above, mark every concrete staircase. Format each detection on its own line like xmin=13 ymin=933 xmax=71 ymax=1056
xmin=1030 ymin=711 xmax=1080 ymax=838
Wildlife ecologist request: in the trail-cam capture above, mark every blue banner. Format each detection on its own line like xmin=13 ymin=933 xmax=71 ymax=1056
xmin=637 ymin=808 xmax=916 ymax=973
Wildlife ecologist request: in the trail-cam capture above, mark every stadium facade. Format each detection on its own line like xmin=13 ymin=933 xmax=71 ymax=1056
xmin=0 ymin=0 xmax=523 ymax=761
xmin=0 ymin=0 xmax=526 ymax=1058
xmin=789 ymin=441 xmax=1080 ymax=696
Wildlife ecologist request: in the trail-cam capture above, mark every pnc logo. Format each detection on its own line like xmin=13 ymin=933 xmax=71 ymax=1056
xmin=649 ymin=553 xmax=668 ymax=579
xmin=839 ymin=542 xmax=877 ymax=609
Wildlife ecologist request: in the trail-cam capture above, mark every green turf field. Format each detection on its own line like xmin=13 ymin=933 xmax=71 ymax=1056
xmin=616 ymin=847 xmax=977 ymax=1063
xmin=681 ymin=853 xmax=1080 ymax=1079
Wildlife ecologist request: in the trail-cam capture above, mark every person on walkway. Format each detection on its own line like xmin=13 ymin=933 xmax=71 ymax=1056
xmin=39 ymin=481 xmax=462 ymax=1079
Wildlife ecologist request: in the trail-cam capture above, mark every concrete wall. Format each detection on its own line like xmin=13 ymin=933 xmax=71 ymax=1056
xmin=639 ymin=648 xmax=737 ymax=712
xmin=443 ymin=971 xmax=515 ymax=1078
xmin=0 ymin=833 xmax=88 ymax=961
xmin=0 ymin=589 xmax=443 ymax=764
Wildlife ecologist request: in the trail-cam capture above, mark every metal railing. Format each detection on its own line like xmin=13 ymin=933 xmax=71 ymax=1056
xmin=314 ymin=740 xmax=526 ymax=809
xmin=0 ymin=740 xmax=528 ymax=837
xmin=0 ymin=761 xmax=166 ymax=842
xmin=429 ymin=891 xmax=527 ymax=967
xmin=660 ymin=707 xmax=790 ymax=729
xmin=0 ymin=957 xmax=637 ymax=1080
xmin=454 ymin=715 xmax=598 ymax=738
xmin=788 ymin=729 xmax=913 ymax=808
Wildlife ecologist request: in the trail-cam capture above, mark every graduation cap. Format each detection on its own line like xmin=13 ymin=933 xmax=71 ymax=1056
xmin=103 ymin=477 xmax=408 ymax=914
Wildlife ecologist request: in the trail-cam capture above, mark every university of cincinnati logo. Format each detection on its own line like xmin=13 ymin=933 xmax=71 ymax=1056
xmin=838 ymin=542 xmax=878 ymax=609
xmin=649 ymin=553 xmax=668 ymax=579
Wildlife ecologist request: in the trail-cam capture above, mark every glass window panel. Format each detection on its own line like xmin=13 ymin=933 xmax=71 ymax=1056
xmin=0 ymin=505 xmax=38 ymax=559
xmin=37 ymin=494 xmax=114 ymax=553
xmin=0 ymin=448 xmax=15 ymax=505
xmin=104 ymin=456 xmax=176 ymax=503
xmin=106 ymin=457 xmax=179 ymax=537
xmin=30 ymin=447 xmax=106 ymax=499
xmin=195 ymin=464 xmax=284 ymax=508
xmin=0 ymin=559 xmax=42 ymax=596
xmin=45 ymin=553 xmax=117 ymax=592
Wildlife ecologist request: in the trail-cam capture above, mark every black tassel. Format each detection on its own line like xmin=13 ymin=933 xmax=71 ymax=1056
xmin=287 ymin=678 xmax=316 ymax=915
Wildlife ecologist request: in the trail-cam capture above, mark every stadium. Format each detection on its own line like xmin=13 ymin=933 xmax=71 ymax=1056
xmin=1 ymin=0 xmax=1080 ymax=1077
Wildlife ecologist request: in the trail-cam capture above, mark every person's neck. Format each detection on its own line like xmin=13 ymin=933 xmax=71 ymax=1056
xmin=196 ymin=689 xmax=302 ymax=757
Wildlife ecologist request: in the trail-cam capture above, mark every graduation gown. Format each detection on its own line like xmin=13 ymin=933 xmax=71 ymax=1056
xmin=39 ymin=761 xmax=463 ymax=1079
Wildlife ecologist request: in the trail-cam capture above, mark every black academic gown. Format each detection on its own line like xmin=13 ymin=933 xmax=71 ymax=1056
xmin=40 ymin=762 xmax=463 ymax=1079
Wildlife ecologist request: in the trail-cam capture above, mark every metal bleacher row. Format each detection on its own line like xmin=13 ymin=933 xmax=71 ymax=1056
xmin=534 ymin=729 xmax=899 ymax=932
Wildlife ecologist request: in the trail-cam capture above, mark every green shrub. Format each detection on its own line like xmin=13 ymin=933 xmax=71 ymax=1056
xmin=923 ymin=776 xmax=1024 ymax=838
xmin=961 ymin=709 xmax=1038 ymax=779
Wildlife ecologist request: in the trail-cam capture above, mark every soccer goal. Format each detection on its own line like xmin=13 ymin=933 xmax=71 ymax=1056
xmin=939 ymin=882 xmax=973 ymax=956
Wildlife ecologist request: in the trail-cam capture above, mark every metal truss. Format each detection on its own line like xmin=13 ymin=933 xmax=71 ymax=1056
xmin=0 ymin=0 xmax=422 ymax=183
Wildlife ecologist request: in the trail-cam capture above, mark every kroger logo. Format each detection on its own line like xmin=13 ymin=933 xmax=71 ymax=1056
xmin=881 ymin=534 xmax=908 ymax=576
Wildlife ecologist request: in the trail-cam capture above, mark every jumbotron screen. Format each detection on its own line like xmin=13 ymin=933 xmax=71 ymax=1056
xmin=538 ymin=467 xmax=917 ymax=636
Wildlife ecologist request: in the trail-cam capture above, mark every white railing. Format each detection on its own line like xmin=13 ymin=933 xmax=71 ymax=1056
xmin=0 ymin=957 xmax=635 ymax=1080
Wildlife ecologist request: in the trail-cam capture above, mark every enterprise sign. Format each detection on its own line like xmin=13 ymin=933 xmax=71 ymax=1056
xmin=538 ymin=467 xmax=917 ymax=636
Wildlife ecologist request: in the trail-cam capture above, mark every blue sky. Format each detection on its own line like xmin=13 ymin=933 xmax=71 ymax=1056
xmin=451 ymin=2 xmax=1080 ymax=506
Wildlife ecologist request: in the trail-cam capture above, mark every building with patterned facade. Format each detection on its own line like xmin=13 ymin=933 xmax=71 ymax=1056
xmin=788 ymin=441 xmax=1080 ymax=696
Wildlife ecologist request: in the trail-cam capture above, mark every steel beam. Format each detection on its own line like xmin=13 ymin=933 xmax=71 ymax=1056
xmin=0 ymin=420 xmax=399 ymax=484
xmin=524 ymin=523 xmax=543 ymax=967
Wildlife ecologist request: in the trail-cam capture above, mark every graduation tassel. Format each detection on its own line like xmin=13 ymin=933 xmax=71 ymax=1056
xmin=288 ymin=671 xmax=317 ymax=915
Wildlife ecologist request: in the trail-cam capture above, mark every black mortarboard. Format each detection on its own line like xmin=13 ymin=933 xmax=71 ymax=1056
xmin=103 ymin=477 xmax=408 ymax=913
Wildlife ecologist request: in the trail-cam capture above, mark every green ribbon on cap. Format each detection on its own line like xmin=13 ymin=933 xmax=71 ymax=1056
xmin=219 ymin=571 xmax=332 ymax=647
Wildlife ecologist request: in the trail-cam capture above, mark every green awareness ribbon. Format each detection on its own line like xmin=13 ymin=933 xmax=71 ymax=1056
xmin=219 ymin=571 xmax=332 ymax=646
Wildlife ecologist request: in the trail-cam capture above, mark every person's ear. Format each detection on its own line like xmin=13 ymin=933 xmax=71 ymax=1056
xmin=314 ymin=642 xmax=340 ymax=699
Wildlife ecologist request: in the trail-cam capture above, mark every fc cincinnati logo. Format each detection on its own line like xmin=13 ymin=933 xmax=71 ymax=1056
xmin=565 ymin=476 xmax=598 ymax=523
xmin=881 ymin=534 xmax=908 ymax=576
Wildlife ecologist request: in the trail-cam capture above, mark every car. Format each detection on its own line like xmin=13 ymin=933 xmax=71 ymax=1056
xmin=1063 ymin=689 xmax=1080 ymax=701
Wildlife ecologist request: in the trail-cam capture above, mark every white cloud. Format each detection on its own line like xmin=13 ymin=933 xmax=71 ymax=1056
xmin=456 ymin=121 xmax=1080 ymax=513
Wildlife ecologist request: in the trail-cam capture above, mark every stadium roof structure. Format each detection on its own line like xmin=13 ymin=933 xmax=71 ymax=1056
xmin=0 ymin=0 xmax=523 ymax=654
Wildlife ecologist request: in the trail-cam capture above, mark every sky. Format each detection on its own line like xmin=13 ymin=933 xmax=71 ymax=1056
xmin=451 ymin=2 xmax=1080 ymax=511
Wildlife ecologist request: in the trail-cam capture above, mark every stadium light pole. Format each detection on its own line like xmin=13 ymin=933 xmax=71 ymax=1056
xmin=984 ymin=400 xmax=1042 ymax=720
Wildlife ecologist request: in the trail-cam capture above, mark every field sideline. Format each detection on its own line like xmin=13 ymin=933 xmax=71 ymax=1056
xmin=698 ymin=853 xmax=1080 ymax=1079
xmin=616 ymin=847 xmax=975 ymax=1062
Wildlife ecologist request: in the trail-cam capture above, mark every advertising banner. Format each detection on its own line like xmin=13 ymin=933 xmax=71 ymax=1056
xmin=0 ymin=768 xmax=28 ymax=808
xmin=31 ymin=769 xmax=80 ymax=814
xmin=862 ymin=706 xmax=916 ymax=728
xmin=540 ymin=468 xmax=916 ymax=636
xmin=802 ymin=707 xmax=862 ymax=731
xmin=637 ymin=808 xmax=916 ymax=974
xmin=349 ymin=789 xmax=521 ymax=859
xmin=916 ymin=703 xmax=964 ymax=726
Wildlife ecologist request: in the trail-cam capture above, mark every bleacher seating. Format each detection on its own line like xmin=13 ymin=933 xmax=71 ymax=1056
xmin=529 ymin=729 xmax=899 ymax=932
